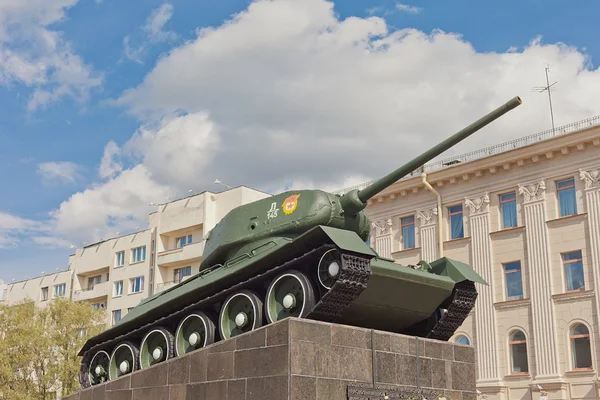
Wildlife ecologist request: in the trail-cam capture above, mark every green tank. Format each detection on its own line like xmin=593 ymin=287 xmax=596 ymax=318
xmin=78 ymin=96 xmax=522 ymax=387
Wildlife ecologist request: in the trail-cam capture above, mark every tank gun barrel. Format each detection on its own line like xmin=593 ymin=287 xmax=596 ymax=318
xmin=340 ymin=96 xmax=522 ymax=214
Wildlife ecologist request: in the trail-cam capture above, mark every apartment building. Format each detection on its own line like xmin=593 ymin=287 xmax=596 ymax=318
xmin=351 ymin=117 xmax=600 ymax=400
xmin=0 ymin=186 xmax=271 ymax=327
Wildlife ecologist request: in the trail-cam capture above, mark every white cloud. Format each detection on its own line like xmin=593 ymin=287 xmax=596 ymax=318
xmin=20 ymin=0 xmax=600 ymax=248
xmin=122 ymin=2 xmax=177 ymax=63
xmin=0 ymin=0 xmax=102 ymax=111
xmin=0 ymin=212 xmax=40 ymax=248
xmin=395 ymin=3 xmax=421 ymax=14
xmin=37 ymin=161 xmax=81 ymax=184
xmin=99 ymin=141 xmax=123 ymax=179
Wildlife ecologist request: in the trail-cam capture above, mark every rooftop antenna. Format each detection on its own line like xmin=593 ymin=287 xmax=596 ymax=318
xmin=532 ymin=65 xmax=557 ymax=134
xmin=214 ymin=179 xmax=232 ymax=189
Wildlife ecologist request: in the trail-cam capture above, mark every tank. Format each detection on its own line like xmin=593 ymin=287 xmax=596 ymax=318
xmin=78 ymin=96 xmax=522 ymax=387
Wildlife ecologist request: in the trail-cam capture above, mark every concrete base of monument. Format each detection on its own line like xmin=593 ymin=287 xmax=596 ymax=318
xmin=63 ymin=317 xmax=476 ymax=400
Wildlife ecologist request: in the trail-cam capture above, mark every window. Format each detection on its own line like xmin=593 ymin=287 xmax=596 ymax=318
xmin=449 ymin=205 xmax=464 ymax=239
xmin=128 ymin=307 xmax=134 ymax=313
xmin=176 ymin=235 xmax=193 ymax=248
xmin=114 ymin=281 xmax=123 ymax=297
xmin=41 ymin=287 xmax=48 ymax=301
xmin=87 ymin=275 xmax=101 ymax=290
xmin=562 ymin=251 xmax=584 ymax=291
xmin=174 ymin=266 xmax=192 ymax=283
xmin=557 ymin=178 xmax=577 ymax=217
xmin=130 ymin=276 xmax=144 ymax=293
xmin=509 ymin=330 xmax=528 ymax=373
xmin=115 ymin=251 xmax=125 ymax=267
xmin=570 ymin=324 xmax=592 ymax=369
xmin=131 ymin=246 xmax=146 ymax=263
xmin=92 ymin=302 xmax=105 ymax=310
xmin=401 ymin=216 xmax=415 ymax=249
xmin=503 ymin=261 xmax=523 ymax=299
xmin=112 ymin=310 xmax=121 ymax=325
xmin=499 ymin=192 xmax=517 ymax=228
xmin=54 ymin=283 xmax=66 ymax=298
xmin=455 ymin=335 xmax=470 ymax=345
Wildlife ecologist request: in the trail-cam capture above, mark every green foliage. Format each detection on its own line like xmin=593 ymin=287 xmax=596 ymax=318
xmin=0 ymin=298 xmax=106 ymax=399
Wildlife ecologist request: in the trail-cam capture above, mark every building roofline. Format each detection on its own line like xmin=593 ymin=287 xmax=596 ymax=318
xmin=332 ymin=115 xmax=600 ymax=195
xmin=4 ymin=269 xmax=71 ymax=286
xmin=82 ymin=228 xmax=150 ymax=249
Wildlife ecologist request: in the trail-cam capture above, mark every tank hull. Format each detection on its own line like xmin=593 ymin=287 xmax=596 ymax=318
xmin=78 ymin=225 xmax=480 ymax=388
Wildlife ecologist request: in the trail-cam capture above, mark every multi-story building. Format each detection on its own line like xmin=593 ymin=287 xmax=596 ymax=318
xmin=352 ymin=116 xmax=600 ymax=400
xmin=0 ymin=186 xmax=271 ymax=327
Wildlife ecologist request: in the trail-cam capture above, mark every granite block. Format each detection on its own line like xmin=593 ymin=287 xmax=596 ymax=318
xmin=168 ymin=355 xmax=189 ymax=385
xmin=290 ymin=319 xmax=330 ymax=344
xmin=373 ymin=332 xmax=390 ymax=351
xmin=92 ymin=385 xmax=105 ymax=400
xmin=131 ymin=386 xmax=169 ymax=400
xmin=266 ymin=319 xmax=290 ymax=346
xmin=331 ymin=325 xmax=371 ymax=348
xmin=130 ymin=364 xmax=167 ymax=388
xmin=291 ymin=375 xmax=316 ymax=400
xmin=452 ymin=361 xmax=476 ymax=391
xmin=105 ymin=375 xmax=130 ymax=392
xmin=390 ymin=335 xmax=416 ymax=355
xmin=168 ymin=385 xmax=186 ymax=400
xmin=423 ymin=339 xmax=445 ymax=359
xmin=79 ymin=388 xmax=93 ymax=400
xmin=234 ymin=345 xmax=288 ymax=378
xmin=104 ymin=390 xmax=132 ymax=400
xmin=246 ymin=376 xmax=288 ymax=400
xmin=205 ymin=381 xmax=227 ymax=399
xmin=207 ymin=338 xmax=236 ymax=353
xmin=227 ymin=379 xmax=247 ymax=399
xmin=184 ymin=383 xmax=205 ymax=399
xmin=316 ymin=378 xmax=347 ymax=399
xmin=62 ymin=392 xmax=80 ymax=400
xmin=396 ymin=354 xmax=417 ymax=386
xmin=375 ymin=351 xmax=396 ymax=384
xmin=431 ymin=357 xmax=447 ymax=389
xmin=189 ymin=348 xmax=207 ymax=383
xmin=419 ymin=357 xmax=432 ymax=388
xmin=206 ymin=351 xmax=234 ymax=380
xmin=454 ymin=345 xmax=475 ymax=363
xmin=236 ymin=327 xmax=266 ymax=350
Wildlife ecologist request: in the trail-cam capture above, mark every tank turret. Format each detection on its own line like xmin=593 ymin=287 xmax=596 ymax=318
xmin=77 ymin=96 xmax=522 ymax=388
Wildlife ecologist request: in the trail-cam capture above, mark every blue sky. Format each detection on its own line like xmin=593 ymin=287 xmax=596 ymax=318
xmin=1 ymin=0 xmax=600 ymax=282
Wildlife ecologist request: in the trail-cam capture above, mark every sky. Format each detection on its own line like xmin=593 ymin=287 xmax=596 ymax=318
xmin=1 ymin=0 xmax=600 ymax=282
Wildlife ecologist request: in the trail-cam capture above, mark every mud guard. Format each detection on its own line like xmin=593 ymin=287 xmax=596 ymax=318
xmin=425 ymin=257 xmax=488 ymax=285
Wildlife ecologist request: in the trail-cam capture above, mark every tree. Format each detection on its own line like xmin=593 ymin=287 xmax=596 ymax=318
xmin=0 ymin=298 xmax=106 ymax=399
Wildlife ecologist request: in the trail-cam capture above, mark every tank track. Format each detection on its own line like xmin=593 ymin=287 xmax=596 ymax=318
xmin=79 ymin=244 xmax=372 ymax=388
xmin=425 ymin=280 xmax=477 ymax=341
xmin=308 ymin=253 xmax=371 ymax=321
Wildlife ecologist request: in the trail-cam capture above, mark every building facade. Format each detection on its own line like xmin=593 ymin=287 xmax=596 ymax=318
xmin=358 ymin=120 xmax=600 ymax=400
xmin=0 ymin=186 xmax=271 ymax=327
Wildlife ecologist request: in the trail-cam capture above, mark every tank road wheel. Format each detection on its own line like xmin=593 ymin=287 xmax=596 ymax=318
xmin=265 ymin=270 xmax=316 ymax=323
xmin=109 ymin=342 xmax=139 ymax=380
xmin=175 ymin=311 xmax=216 ymax=356
xmin=139 ymin=327 xmax=174 ymax=369
xmin=317 ymin=248 xmax=342 ymax=289
xmin=219 ymin=290 xmax=263 ymax=340
xmin=88 ymin=350 xmax=110 ymax=386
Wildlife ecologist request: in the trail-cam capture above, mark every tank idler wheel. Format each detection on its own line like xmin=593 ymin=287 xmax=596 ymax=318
xmin=317 ymin=248 xmax=342 ymax=289
xmin=139 ymin=327 xmax=174 ymax=369
xmin=175 ymin=311 xmax=216 ymax=356
xmin=265 ymin=270 xmax=316 ymax=323
xmin=109 ymin=341 xmax=140 ymax=380
xmin=88 ymin=350 xmax=110 ymax=386
xmin=219 ymin=290 xmax=263 ymax=340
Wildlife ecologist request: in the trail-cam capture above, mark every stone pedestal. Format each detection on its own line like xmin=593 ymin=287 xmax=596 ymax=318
xmin=63 ymin=317 xmax=476 ymax=400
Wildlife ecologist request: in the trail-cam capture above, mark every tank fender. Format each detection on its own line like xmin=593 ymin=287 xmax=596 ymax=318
xmin=425 ymin=257 xmax=488 ymax=285
xmin=313 ymin=225 xmax=377 ymax=257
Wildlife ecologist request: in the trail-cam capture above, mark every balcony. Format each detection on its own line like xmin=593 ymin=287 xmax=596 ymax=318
xmin=73 ymin=281 xmax=110 ymax=302
xmin=157 ymin=241 xmax=204 ymax=268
